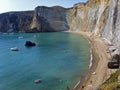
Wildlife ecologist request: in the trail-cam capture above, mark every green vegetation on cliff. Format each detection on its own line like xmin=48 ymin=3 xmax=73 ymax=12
xmin=99 ymin=70 xmax=120 ymax=90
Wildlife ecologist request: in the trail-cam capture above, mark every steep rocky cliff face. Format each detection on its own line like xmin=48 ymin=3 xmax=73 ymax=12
xmin=67 ymin=0 xmax=110 ymax=33
xmin=67 ymin=0 xmax=120 ymax=46
xmin=0 ymin=6 xmax=69 ymax=32
xmin=101 ymin=0 xmax=120 ymax=46
xmin=0 ymin=0 xmax=120 ymax=46
xmin=30 ymin=6 xmax=69 ymax=32
xmin=0 ymin=11 xmax=34 ymax=32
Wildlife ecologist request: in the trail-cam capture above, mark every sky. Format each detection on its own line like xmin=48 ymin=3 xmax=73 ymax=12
xmin=0 ymin=0 xmax=88 ymax=13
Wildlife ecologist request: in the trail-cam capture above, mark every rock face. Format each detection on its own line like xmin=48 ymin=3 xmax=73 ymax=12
xmin=0 ymin=11 xmax=34 ymax=32
xmin=67 ymin=0 xmax=120 ymax=47
xmin=101 ymin=0 xmax=120 ymax=46
xmin=0 ymin=0 xmax=120 ymax=46
xmin=68 ymin=0 xmax=110 ymax=33
xmin=30 ymin=6 xmax=69 ymax=32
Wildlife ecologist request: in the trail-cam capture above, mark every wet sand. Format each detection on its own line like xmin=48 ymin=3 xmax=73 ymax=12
xmin=67 ymin=31 xmax=117 ymax=90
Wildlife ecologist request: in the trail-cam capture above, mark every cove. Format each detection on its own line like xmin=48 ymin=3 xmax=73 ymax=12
xmin=0 ymin=32 xmax=90 ymax=90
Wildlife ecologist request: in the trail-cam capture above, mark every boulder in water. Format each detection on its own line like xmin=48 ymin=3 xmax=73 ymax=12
xmin=25 ymin=41 xmax=36 ymax=47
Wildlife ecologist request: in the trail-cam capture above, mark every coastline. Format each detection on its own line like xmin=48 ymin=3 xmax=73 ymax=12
xmin=67 ymin=31 xmax=114 ymax=90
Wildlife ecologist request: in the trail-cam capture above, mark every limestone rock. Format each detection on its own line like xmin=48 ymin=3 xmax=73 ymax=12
xmin=30 ymin=6 xmax=69 ymax=32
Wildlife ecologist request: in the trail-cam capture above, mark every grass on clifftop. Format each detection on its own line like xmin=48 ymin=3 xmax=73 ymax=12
xmin=99 ymin=70 xmax=120 ymax=90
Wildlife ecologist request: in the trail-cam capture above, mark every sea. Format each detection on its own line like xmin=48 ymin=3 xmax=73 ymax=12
xmin=0 ymin=32 xmax=90 ymax=90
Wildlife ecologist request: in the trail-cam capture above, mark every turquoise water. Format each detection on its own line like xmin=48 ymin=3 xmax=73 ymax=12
xmin=0 ymin=32 xmax=90 ymax=90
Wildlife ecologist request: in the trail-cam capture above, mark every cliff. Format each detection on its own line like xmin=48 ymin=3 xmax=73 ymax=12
xmin=30 ymin=6 xmax=69 ymax=32
xmin=0 ymin=11 xmax=34 ymax=32
xmin=67 ymin=0 xmax=120 ymax=47
xmin=0 ymin=6 xmax=69 ymax=32
xmin=0 ymin=0 xmax=120 ymax=46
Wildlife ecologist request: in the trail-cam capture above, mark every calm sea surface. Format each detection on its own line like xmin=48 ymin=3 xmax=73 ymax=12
xmin=0 ymin=32 xmax=90 ymax=90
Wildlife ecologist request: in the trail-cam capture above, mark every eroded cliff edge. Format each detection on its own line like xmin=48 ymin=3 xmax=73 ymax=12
xmin=0 ymin=0 xmax=120 ymax=46
xmin=68 ymin=0 xmax=120 ymax=47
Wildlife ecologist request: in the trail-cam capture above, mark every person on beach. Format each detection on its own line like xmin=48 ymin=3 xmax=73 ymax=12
xmin=87 ymin=81 xmax=93 ymax=90
xmin=82 ymin=85 xmax=85 ymax=89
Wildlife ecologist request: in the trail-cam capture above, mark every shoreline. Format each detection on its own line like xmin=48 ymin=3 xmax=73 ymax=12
xmin=79 ymin=31 xmax=100 ymax=90
xmin=67 ymin=31 xmax=113 ymax=90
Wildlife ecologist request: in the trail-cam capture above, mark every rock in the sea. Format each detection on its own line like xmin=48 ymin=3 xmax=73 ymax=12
xmin=25 ymin=41 xmax=36 ymax=47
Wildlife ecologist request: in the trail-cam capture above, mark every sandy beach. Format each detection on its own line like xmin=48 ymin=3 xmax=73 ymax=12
xmin=68 ymin=31 xmax=117 ymax=90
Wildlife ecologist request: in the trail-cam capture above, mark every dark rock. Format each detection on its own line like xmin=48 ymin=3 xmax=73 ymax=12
xmin=108 ymin=61 xmax=119 ymax=69
xmin=113 ymin=54 xmax=120 ymax=60
xmin=25 ymin=41 xmax=36 ymax=47
xmin=112 ymin=54 xmax=120 ymax=64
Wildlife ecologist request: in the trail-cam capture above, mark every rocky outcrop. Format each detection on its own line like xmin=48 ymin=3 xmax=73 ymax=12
xmin=0 ymin=11 xmax=34 ymax=32
xmin=30 ymin=6 xmax=69 ymax=32
xmin=25 ymin=41 xmax=36 ymax=47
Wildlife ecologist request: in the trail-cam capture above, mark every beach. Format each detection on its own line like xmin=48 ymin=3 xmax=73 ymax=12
xmin=69 ymin=31 xmax=117 ymax=90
